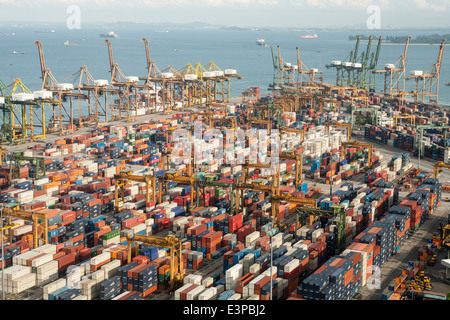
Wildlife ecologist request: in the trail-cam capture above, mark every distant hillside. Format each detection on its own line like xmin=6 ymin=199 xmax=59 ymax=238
xmin=349 ymin=34 xmax=448 ymax=44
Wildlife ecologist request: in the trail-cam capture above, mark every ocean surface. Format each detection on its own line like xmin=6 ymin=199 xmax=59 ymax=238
xmin=1 ymin=26 xmax=450 ymax=108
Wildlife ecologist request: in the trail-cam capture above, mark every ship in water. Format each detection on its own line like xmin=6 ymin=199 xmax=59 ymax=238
xmin=256 ymin=38 xmax=265 ymax=46
xmin=35 ymin=29 xmax=55 ymax=33
xmin=11 ymin=51 xmax=24 ymax=55
xmin=300 ymin=34 xmax=318 ymax=39
xmin=64 ymin=40 xmax=78 ymax=46
xmin=100 ymin=31 xmax=118 ymax=38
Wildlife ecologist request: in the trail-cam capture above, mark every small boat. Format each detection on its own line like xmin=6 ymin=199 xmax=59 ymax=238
xmin=256 ymin=38 xmax=265 ymax=46
xmin=5 ymin=33 xmax=15 ymax=36
xmin=35 ymin=29 xmax=55 ymax=33
xmin=11 ymin=51 xmax=24 ymax=55
xmin=64 ymin=40 xmax=78 ymax=46
xmin=300 ymin=34 xmax=318 ymax=39
xmin=445 ymin=82 xmax=450 ymax=86
xmin=100 ymin=31 xmax=118 ymax=38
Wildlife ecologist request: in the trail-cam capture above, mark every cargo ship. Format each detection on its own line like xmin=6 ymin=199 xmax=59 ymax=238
xmin=256 ymin=38 xmax=265 ymax=46
xmin=64 ymin=41 xmax=78 ymax=46
xmin=35 ymin=29 xmax=55 ymax=33
xmin=100 ymin=31 xmax=118 ymax=38
xmin=300 ymin=34 xmax=318 ymax=39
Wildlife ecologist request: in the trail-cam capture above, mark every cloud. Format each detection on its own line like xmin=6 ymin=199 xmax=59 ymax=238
xmin=0 ymin=0 xmax=277 ymax=5
xmin=413 ymin=0 xmax=447 ymax=9
xmin=294 ymin=0 xmax=374 ymax=8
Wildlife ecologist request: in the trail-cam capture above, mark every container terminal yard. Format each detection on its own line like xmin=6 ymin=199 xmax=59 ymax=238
xmin=0 ymin=35 xmax=450 ymax=302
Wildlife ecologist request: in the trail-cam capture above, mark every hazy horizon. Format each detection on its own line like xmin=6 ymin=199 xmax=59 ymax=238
xmin=1 ymin=0 xmax=450 ymax=29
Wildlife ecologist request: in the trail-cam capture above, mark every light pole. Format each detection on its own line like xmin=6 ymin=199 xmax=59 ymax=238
xmin=269 ymin=216 xmax=273 ymax=301
xmin=1 ymin=206 xmax=5 ymax=300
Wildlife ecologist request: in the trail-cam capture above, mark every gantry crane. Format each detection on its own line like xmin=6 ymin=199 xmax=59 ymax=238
xmin=9 ymin=151 xmax=46 ymax=181
xmin=326 ymin=35 xmax=361 ymax=87
xmin=325 ymin=122 xmax=352 ymax=141
xmin=1 ymin=79 xmax=50 ymax=144
xmin=195 ymin=180 xmax=236 ymax=215
xmin=393 ymin=114 xmax=415 ymax=127
xmin=296 ymin=204 xmax=347 ymax=251
xmin=114 ymin=170 xmax=156 ymax=213
xmin=355 ymin=36 xmax=382 ymax=91
xmin=433 ymin=162 xmax=450 ymax=179
xmin=126 ymin=233 xmax=184 ymax=291
xmin=279 ymin=152 xmax=303 ymax=188
xmin=247 ymin=118 xmax=272 ymax=135
xmin=314 ymin=96 xmax=341 ymax=113
xmin=235 ymin=162 xmax=280 ymax=215
xmin=177 ymin=62 xmax=206 ymax=107
xmin=270 ymin=46 xmax=297 ymax=89
xmin=0 ymin=146 xmax=7 ymax=165
xmin=271 ymin=194 xmax=317 ymax=227
xmin=279 ymin=126 xmax=305 ymax=144
xmin=296 ymin=47 xmax=324 ymax=90
xmin=374 ymin=36 xmax=411 ymax=104
xmin=340 ymin=140 xmax=373 ymax=169
xmin=158 ymin=172 xmax=198 ymax=213
xmin=242 ymin=87 xmax=260 ymax=104
xmin=414 ymin=124 xmax=450 ymax=169
xmin=68 ymin=66 xmax=118 ymax=126
xmin=2 ymin=204 xmax=48 ymax=248
xmin=35 ymin=40 xmax=91 ymax=135
xmin=203 ymin=61 xmax=242 ymax=104
xmin=406 ymin=39 xmax=446 ymax=104
xmin=350 ymin=107 xmax=379 ymax=130
xmin=140 ymin=38 xmax=164 ymax=114
xmin=211 ymin=116 xmax=237 ymax=130
xmin=242 ymin=161 xmax=273 ymax=184
xmin=189 ymin=110 xmax=213 ymax=132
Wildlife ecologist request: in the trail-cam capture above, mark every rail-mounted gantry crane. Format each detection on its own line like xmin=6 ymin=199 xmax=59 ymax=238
xmin=296 ymin=204 xmax=347 ymax=252
xmin=271 ymin=194 xmax=317 ymax=228
xmin=9 ymin=150 xmax=46 ymax=181
xmin=158 ymin=172 xmax=198 ymax=213
xmin=340 ymin=140 xmax=374 ymax=170
xmin=279 ymin=126 xmax=305 ymax=144
xmin=325 ymin=122 xmax=352 ymax=141
xmin=126 ymin=233 xmax=184 ymax=292
xmin=2 ymin=204 xmax=49 ymax=248
xmin=393 ymin=114 xmax=415 ymax=127
xmin=195 ymin=180 xmax=236 ymax=215
xmin=406 ymin=39 xmax=446 ymax=104
xmin=247 ymin=118 xmax=272 ymax=135
xmin=279 ymin=152 xmax=303 ymax=188
xmin=433 ymin=162 xmax=450 ymax=179
xmin=114 ymin=169 xmax=156 ymax=213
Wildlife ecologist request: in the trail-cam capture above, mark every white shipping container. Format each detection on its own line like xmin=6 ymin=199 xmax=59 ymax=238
xmin=43 ymin=278 xmax=67 ymax=296
xmin=101 ymin=259 xmax=121 ymax=279
xmin=90 ymin=252 xmax=111 ymax=266
xmin=186 ymin=285 xmax=205 ymax=300
xmin=31 ymin=253 xmax=54 ymax=267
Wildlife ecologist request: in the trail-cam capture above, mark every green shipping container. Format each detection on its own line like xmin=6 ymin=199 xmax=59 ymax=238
xmin=103 ymin=230 xmax=120 ymax=240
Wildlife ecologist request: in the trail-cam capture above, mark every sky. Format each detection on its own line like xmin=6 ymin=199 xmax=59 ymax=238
xmin=1 ymin=0 xmax=450 ymax=29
